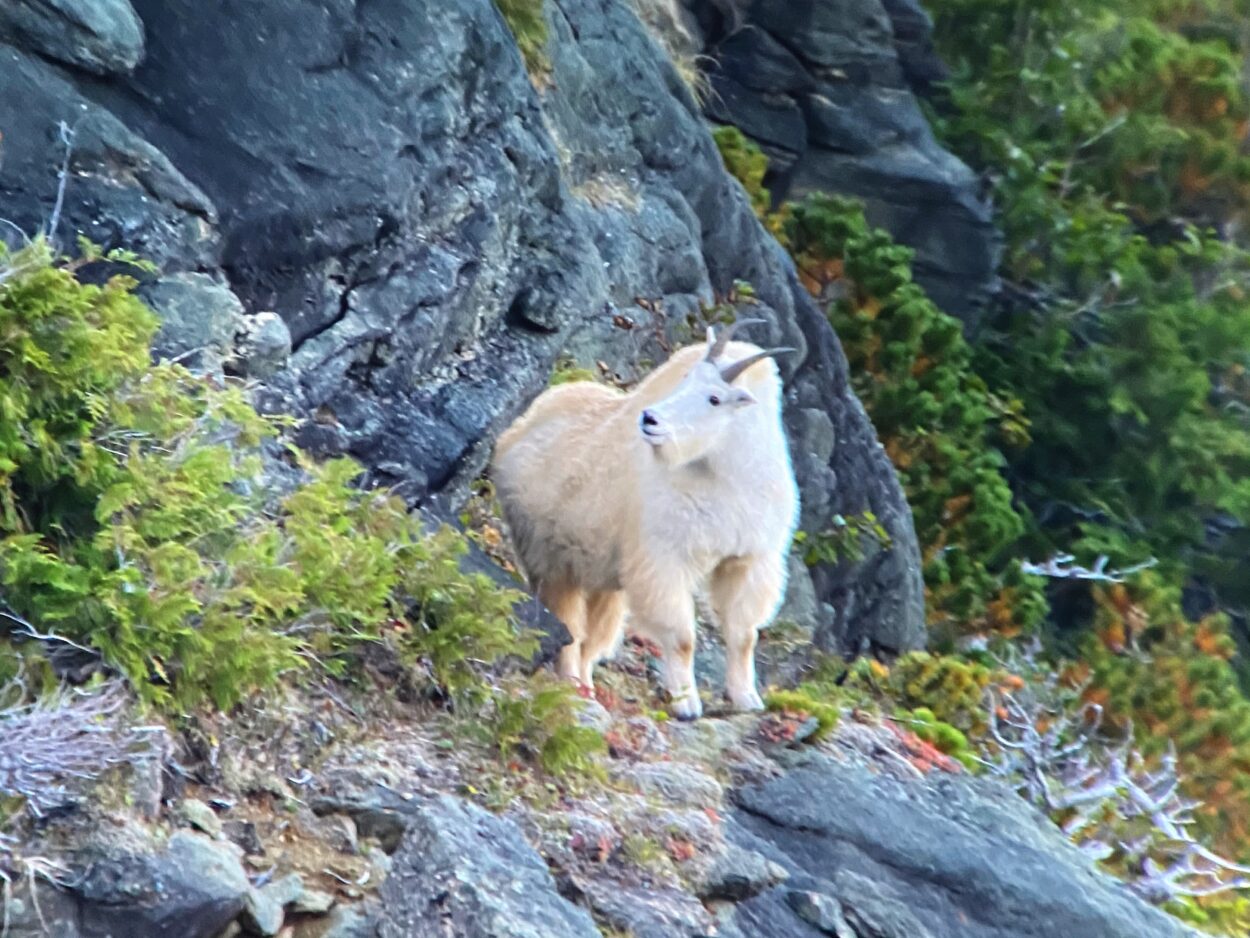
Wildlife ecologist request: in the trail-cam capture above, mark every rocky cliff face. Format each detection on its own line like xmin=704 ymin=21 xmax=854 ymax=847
xmin=689 ymin=0 xmax=999 ymax=323
xmin=1 ymin=0 xmax=927 ymax=658
xmin=0 ymin=2 xmax=1202 ymax=938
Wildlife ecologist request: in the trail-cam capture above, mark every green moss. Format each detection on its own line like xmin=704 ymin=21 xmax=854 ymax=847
xmin=493 ymin=0 xmax=549 ymax=75
xmin=549 ymin=355 xmax=598 ymax=386
xmin=712 ymin=125 xmax=771 ymax=218
xmin=764 ymin=688 xmax=840 ymax=740
xmin=899 ymin=706 xmax=978 ymax=770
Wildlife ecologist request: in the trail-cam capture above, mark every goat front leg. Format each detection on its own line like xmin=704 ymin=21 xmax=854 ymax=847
xmin=626 ymin=573 xmax=702 ymax=720
xmin=710 ymin=555 xmax=784 ymax=712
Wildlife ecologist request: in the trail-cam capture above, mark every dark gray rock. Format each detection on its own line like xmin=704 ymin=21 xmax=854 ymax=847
xmin=834 ymin=870 xmax=935 ymax=938
xmin=142 ymin=272 xmax=245 ymax=372
xmin=292 ymin=904 xmax=377 ymax=938
xmin=0 ymin=0 xmax=925 ymax=656
xmin=234 ymin=312 xmax=293 ymax=379
xmin=241 ymin=873 xmax=303 ymax=936
xmin=3 ymin=830 xmax=249 ymax=938
xmin=619 ymin=759 xmax=724 ymax=809
xmin=880 ymin=0 xmax=948 ymax=92
xmin=175 ymin=796 xmax=223 ymax=837
xmin=699 ymin=841 xmax=790 ymax=901
xmin=728 ymin=756 xmax=1200 ymax=938
xmin=706 ymin=72 xmax=809 ymax=156
xmin=785 ymin=889 xmax=855 ymax=937
xmin=308 ymin=766 xmax=422 ymax=854
xmin=752 ymin=0 xmax=900 ymax=80
xmin=0 ymin=46 xmax=218 ymax=270
xmin=291 ymin=887 xmax=336 ymax=916
xmin=575 ymin=878 xmax=713 ymax=938
xmin=377 ymin=794 xmax=601 ymax=938
xmin=694 ymin=0 xmax=998 ymax=323
xmin=0 ymin=0 xmax=144 ymax=74
xmin=777 ymin=552 xmax=820 ymax=628
xmin=714 ymin=27 xmax=815 ymax=97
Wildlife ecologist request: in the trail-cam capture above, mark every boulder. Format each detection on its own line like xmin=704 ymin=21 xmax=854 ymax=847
xmin=3 ymin=831 xmax=249 ymax=938
xmin=377 ymin=794 xmax=601 ymax=938
xmin=694 ymin=0 xmax=999 ymax=324
xmin=0 ymin=0 xmax=144 ymax=74
xmin=730 ymin=756 xmax=1200 ymax=938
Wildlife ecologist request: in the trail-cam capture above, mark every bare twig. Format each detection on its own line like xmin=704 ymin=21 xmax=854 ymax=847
xmin=44 ymin=122 xmax=77 ymax=251
xmin=987 ymin=678 xmax=1250 ymax=904
xmin=1020 ymin=552 xmax=1157 ymax=583
xmin=1 ymin=608 xmax=101 ymax=663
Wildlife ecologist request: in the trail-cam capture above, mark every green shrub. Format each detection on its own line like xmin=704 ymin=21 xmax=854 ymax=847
xmin=712 ymin=125 xmax=772 ymax=219
xmin=398 ymin=523 xmax=535 ymax=706
xmin=0 ymin=238 xmax=156 ymax=539
xmin=781 ymin=195 xmax=1046 ymax=640
xmin=926 ymin=0 xmax=1250 ymax=915
xmin=885 ymin=651 xmax=994 ymax=733
xmin=0 ymin=240 xmax=534 ymax=713
xmin=929 ymin=0 xmax=1250 ymax=612
xmin=711 ymin=130 xmax=1047 ymax=639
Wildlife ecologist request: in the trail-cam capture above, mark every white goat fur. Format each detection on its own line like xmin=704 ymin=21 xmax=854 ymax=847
xmin=491 ymin=331 xmax=800 ymax=719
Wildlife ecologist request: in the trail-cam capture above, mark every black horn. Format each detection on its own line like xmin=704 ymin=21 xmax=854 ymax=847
xmin=719 ymin=347 xmax=797 ymax=384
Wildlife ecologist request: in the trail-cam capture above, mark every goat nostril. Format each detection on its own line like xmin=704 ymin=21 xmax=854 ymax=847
xmin=641 ymin=410 xmax=658 ymax=428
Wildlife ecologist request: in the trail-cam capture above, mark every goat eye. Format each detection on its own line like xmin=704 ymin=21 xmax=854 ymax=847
xmin=709 ymin=394 xmax=723 ymax=406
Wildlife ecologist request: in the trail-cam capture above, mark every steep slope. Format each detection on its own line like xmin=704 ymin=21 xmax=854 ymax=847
xmin=1 ymin=0 xmax=924 ymax=655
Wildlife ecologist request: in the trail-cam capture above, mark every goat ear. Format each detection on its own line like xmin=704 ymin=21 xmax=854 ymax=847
xmin=731 ymin=387 xmax=757 ymax=408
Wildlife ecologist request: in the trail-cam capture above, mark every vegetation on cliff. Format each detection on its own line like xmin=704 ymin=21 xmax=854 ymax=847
xmin=6 ymin=0 xmax=1250 ymax=930
xmin=714 ymin=0 xmax=1250 ymax=920
xmin=928 ymin=0 xmax=1250 ymax=898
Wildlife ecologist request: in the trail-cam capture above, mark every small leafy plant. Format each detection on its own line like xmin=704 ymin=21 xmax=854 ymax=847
xmin=764 ymin=688 xmax=840 ymax=741
xmin=490 ymin=674 xmax=607 ymax=776
xmin=794 ymin=511 xmax=892 ymax=566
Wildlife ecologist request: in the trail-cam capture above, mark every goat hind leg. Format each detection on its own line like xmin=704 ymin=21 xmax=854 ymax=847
xmin=538 ymin=582 xmax=588 ymax=685
xmin=710 ymin=555 xmax=783 ymax=711
xmin=579 ymin=590 xmax=626 ymax=687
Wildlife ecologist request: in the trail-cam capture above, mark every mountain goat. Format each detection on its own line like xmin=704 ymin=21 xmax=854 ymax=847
xmin=491 ymin=322 xmax=800 ymax=719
